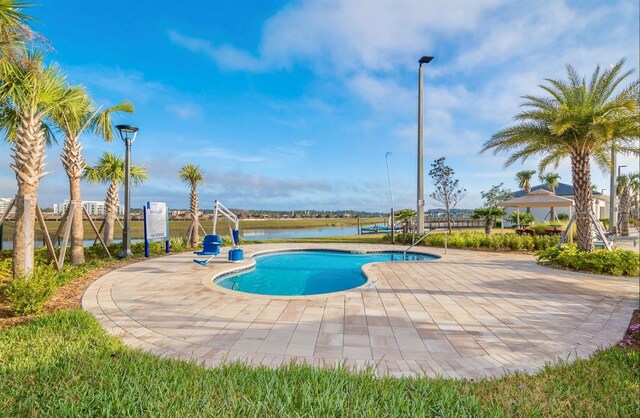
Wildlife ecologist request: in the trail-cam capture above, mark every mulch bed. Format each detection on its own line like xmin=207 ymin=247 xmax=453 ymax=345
xmin=618 ymin=309 xmax=640 ymax=350
xmin=0 ymin=257 xmax=141 ymax=330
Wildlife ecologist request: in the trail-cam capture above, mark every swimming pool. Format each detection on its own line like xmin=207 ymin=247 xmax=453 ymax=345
xmin=215 ymin=250 xmax=438 ymax=296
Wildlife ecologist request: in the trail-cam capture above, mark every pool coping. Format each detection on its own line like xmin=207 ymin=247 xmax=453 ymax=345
xmin=202 ymin=247 xmax=441 ymax=300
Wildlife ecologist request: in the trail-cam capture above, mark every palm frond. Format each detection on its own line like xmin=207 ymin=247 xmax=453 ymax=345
xmin=91 ymin=100 xmax=135 ymax=143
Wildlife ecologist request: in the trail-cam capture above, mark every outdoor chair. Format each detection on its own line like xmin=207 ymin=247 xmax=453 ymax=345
xmin=194 ymin=234 xmax=222 ymax=256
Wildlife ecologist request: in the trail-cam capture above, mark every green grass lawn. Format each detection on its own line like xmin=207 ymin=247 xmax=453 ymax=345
xmin=1 ymin=310 xmax=638 ymax=417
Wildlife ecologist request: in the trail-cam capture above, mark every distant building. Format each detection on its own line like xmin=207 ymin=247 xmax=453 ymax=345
xmin=0 ymin=197 xmax=16 ymax=216
xmin=510 ymin=183 xmax=609 ymax=220
xmin=53 ymin=200 xmax=124 ymax=217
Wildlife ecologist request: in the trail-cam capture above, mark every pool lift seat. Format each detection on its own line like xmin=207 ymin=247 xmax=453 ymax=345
xmin=193 ymin=200 xmax=243 ymax=265
xmin=194 ymin=234 xmax=222 ymax=256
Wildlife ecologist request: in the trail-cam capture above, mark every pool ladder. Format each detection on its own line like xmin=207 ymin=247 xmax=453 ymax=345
xmin=403 ymin=229 xmax=448 ymax=260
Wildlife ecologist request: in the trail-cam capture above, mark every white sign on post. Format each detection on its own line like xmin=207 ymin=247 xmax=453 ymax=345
xmin=145 ymin=202 xmax=168 ymax=241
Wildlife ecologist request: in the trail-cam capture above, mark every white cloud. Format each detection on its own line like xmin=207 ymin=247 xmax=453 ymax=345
xmin=169 ymin=0 xmax=505 ymax=74
xmin=259 ymin=0 xmax=504 ymax=73
xmin=165 ymin=102 xmax=203 ymax=120
xmin=168 ymin=30 xmax=262 ymax=71
xmin=180 ymin=146 xmax=265 ymax=163
xmin=66 ymin=65 xmax=166 ymax=104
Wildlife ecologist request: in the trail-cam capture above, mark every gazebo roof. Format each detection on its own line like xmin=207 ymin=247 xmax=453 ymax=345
xmin=498 ymin=189 xmax=574 ymax=208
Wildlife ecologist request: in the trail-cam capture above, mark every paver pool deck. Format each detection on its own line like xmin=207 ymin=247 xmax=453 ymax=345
xmin=82 ymin=243 xmax=639 ymax=379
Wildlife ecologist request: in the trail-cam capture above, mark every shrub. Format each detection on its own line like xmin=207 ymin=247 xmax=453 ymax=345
xmin=537 ymin=245 xmax=640 ymax=276
xmin=417 ymin=232 xmax=558 ymax=252
xmin=509 ymin=212 xmax=535 ymax=226
xmin=169 ymin=237 xmax=188 ymax=251
xmin=0 ymin=258 xmax=11 ymax=280
xmin=557 ymin=213 xmax=570 ymax=221
xmin=1 ymin=263 xmax=58 ymax=315
xmin=532 ymin=224 xmax=548 ymax=236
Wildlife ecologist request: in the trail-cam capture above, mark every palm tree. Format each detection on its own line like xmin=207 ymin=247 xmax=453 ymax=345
xmin=540 ymin=172 xmax=561 ymax=220
xmin=0 ymin=1 xmax=34 ymax=59
xmin=0 ymin=52 xmax=83 ymax=277
xmin=52 ymin=91 xmax=134 ymax=265
xmin=472 ymin=207 xmax=505 ymax=235
xmin=394 ymin=208 xmax=416 ymax=243
xmin=179 ymin=164 xmax=205 ymax=247
xmin=481 ymin=60 xmax=639 ymax=252
xmin=515 ymin=169 xmax=536 ymax=213
xmin=83 ymin=152 xmax=147 ymax=245
xmin=617 ymin=173 xmax=639 ymax=236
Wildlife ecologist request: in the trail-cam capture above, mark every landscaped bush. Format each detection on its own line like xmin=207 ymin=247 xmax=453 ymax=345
xmin=537 ymin=245 xmax=640 ymax=276
xmin=406 ymin=231 xmax=560 ymax=252
xmin=1 ymin=263 xmax=58 ymax=315
xmin=169 ymin=237 xmax=188 ymax=251
xmin=0 ymin=258 xmax=11 ymax=280
xmin=532 ymin=224 xmax=548 ymax=236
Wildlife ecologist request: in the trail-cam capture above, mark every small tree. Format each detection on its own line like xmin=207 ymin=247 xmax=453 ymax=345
xmin=540 ymin=172 xmax=561 ymax=220
xmin=394 ymin=209 xmax=416 ymax=243
xmin=481 ymin=183 xmax=512 ymax=208
xmin=428 ymin=157 xmax=466 ymax=233
xmin=617 ymin=173 xmax=639 ymax=236
xmin=474 ymin=183 xmax=512 ymax=235
xmin=515 ymin=170 xmax=536 ymax=213
xmin=179 ymin=164 xmax=205 ymax=247
xmin=83 ymin=153 xmax=147 ymax=245
xmin=472 ymin=208 xmax=505 ymax=235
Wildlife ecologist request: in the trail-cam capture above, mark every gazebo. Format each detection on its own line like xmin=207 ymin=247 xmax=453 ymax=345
xmin=498 ymin=189 xmax=574 ymax=233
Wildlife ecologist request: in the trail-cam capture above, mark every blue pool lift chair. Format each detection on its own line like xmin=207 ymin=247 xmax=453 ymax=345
xmin=194 ymin=234 xmax=222 ymax=256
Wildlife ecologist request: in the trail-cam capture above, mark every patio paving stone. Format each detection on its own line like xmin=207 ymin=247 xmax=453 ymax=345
xmin=81 ymin=243 xmax=639 ymax=379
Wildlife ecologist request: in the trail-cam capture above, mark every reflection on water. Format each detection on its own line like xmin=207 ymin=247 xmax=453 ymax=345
xmin=0 ymin=226 xmax=363 ymax=249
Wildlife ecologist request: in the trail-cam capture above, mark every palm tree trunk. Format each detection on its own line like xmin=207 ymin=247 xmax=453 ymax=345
xmin=68 ymin=178 xmax=85 ymax=264
xmin=619 ymin=189 xmax=630 ymax=236
xmin=571 ymin=152 xmax=594 ymax=252
xmin=484 ymin=218 xmax=492 ymax=235
xmin=104 ymin=181 xmax=118 ymax=246
xmin=62 ymin=136 xmax=85 ymax=264
xmin=10 ymin=114 xmax=46 ymax=277
xmin=190 ymin=186 xmax=199 ymax=246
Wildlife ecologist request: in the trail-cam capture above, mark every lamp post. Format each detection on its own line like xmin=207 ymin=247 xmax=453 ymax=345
xmin=417 ymin=55 xmax=433 ymax=234
xmin=116 ymin=124 xmax=139 ymax=258
xmin=385 ymin=151 xmax=395 ymax=244
xmin=618 ymin=165 xmax=627 ymax=177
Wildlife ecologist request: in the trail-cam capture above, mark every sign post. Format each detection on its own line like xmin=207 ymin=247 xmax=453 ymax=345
xmin=143 ymin=202 xmax=169 ymax=258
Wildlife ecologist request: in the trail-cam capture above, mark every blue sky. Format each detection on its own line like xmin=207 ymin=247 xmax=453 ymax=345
xmin=1 ymin=0 xmax=638 ymax=211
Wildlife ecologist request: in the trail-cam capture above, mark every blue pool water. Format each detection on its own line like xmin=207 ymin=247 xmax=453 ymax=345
xmin=215 ymin=250 xmax=438 ymax=296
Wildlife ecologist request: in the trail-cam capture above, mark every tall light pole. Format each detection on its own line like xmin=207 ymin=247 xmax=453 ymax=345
xmin=417 ymin=55 xmax=433 ymax=234
xmin=618 ymin=165 xmax=627 ymax=177
xmin=116 ymin=124 xmax=139 ymax=258
xmin=385 ymin=151 xmax=395 ymax=244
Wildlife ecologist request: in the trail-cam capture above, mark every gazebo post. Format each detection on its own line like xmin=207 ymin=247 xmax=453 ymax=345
xmin=569 ymin=206 xmax=573 ymax=243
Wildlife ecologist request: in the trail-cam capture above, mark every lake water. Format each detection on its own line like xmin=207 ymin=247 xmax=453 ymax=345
xmin=241 ymin=226 xmax=360 ymax=240
xmin=0 ymin=226 xmax=365 ymax=249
